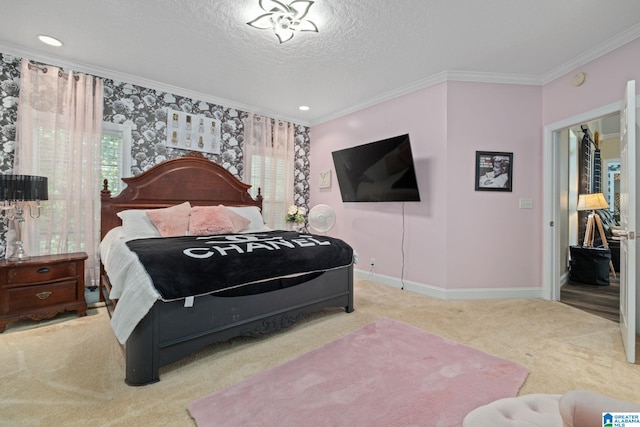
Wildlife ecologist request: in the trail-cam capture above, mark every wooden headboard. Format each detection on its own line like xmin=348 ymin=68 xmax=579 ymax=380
xmin=100 ymin=152 xmax=263 ymax=239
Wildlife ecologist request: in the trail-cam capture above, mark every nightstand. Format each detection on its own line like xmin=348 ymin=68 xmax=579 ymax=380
xmin=0 ymin=252 xmax=88 ymax=332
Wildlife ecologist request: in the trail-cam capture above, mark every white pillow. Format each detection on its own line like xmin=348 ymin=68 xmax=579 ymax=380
xmin=116 ymin=209 xmax=161 ymax=238
xmin=224 ymin=205 xmax=269 ymax=233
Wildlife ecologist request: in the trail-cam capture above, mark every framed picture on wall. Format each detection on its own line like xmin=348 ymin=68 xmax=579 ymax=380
xmin=319 ymin=169 xmax=332 ymax=189
xmin=475 ymin=151 xmax=513 ymax=192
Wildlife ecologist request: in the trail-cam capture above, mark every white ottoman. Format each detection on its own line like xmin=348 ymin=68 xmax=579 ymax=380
xmin=463 ymin=394 xmax=563 ymax=426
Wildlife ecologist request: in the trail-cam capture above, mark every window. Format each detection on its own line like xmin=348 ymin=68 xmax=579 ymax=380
xmin=101 ymin=122 xmax=132 ymax=196
xmin=243 ymin=115 xmax=295 ymax=229
xmin=31 ymin=122 xmax=130 ymax=255
xmin=249 ymin=155 xmax=287 ymax=227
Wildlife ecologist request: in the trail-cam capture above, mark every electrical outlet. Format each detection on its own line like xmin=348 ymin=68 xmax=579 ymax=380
xmin=370 ymin=258 xmax=375 ymax=266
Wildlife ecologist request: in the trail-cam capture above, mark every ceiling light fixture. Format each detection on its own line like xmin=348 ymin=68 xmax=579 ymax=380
xmin=247 ymin=0 xmax=318 ymax=44
xmin=38 ymin=35 xmax=64 ymax=47
xmin=299 ymin=105 xmax=310 ymax=111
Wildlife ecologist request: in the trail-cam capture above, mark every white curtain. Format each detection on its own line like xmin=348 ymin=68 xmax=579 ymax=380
xmin=15 ymin=59 xmax=104 ymax=288
xmin=243 ymin=113 xmax=295 ymax=229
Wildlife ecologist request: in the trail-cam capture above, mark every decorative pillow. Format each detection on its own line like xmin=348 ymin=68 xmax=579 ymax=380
xmin=116 ymin=209 xmax=161 ymax=238
xmin=189 ymin=206 xmax=236 ymax=236
xmin=145 ymin=201 xmax=192 ymax=237
xmin=224 ymin=205 xmax=269 ymax=233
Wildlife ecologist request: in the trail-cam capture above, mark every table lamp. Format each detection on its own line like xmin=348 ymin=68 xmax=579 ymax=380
xmin=577 ymin=193 xmax=609 ymax=245
xmin=576 ymin=192 xmax=615 ymax=276
xmin=0 ymin=175 xmax=48 ymax=261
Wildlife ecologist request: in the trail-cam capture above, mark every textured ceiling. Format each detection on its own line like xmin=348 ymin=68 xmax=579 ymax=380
xmin=1 ymin=0 xmax=640 ymax=125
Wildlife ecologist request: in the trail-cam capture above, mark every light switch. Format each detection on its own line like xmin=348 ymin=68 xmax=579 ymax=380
xmin=519 ymin=198 xmax=533 ymax=209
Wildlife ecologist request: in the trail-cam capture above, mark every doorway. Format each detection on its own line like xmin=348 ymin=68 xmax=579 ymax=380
xmin=556 ymin=114 xmax=621 ymax=321
xmin=542 ymin=100 xmax=623 ymax=303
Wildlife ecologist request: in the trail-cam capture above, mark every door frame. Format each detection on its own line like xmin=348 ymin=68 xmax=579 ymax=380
xmin=543 ymin=100 xmax=624 ymax=301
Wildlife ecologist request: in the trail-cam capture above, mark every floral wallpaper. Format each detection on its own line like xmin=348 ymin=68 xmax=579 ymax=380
xmin=102 ymin=79 xmax=310 ymax=207
xmin=293 ymin=124 xmax=311 ymax=209
xmin=103 ymin=79 xmax=247 ymax=178
xmin=0 ymin=54 xmax=20 ymax=257
xmin=0 ymin=52 xmax=311 ymax=256
xmin=0 ymin=54 xmax=19 ymax=174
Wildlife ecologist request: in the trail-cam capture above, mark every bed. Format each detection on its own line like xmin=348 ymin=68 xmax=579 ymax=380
xmin=99 ymin=152 xmax=354 ymax=386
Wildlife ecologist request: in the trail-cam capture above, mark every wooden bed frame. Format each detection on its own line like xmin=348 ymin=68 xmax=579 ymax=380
xmin=100 ymin=152 xmax=354 ymax=386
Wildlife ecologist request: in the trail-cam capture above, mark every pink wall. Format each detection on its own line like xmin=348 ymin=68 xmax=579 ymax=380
xmin=310 ymin=83 xmax=450 ymax=288
xmin=311 ymin=37 xmax=639 ymax=295
xmin=445 ymin=82 xmax=542 ymax=289
xmin=311 ymin=82 xmax=542 ymax=292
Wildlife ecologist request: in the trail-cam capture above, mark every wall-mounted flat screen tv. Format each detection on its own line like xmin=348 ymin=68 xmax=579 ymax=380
xmin=331 ymin=134 xmax=421 ymax=202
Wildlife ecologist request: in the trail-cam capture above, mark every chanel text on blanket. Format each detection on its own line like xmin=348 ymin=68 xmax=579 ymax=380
xmin=184 ymin=234 xmax=331 ymax=259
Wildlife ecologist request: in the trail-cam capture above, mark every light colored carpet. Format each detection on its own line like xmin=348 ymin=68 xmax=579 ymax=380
xmin=188 ymin=317 xmax=528 ymax=427
xmin=0 ymin=279 xmax=638 ymax=426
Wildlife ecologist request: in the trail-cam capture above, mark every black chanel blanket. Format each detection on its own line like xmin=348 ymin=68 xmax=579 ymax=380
xmin=125 ymin=230 xmax=354 ymax=301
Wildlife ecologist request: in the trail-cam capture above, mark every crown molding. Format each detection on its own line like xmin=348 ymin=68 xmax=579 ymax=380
xmin=445 ymin=70 xmax=544 ymax=85
xmin=310 ymin=70 xmax=543 ymax=126
xmin=312 ymin=27 xmax=640 ymax=126
xmin=0 ymin=41 xmax=307 ymax=126
xmin=3 ymin=21 xmax=640 ymax=129
xmin=542 ymin=22 xmax=640 ymax=84
xmin=310 ymin=71 xmax=450 ymax=126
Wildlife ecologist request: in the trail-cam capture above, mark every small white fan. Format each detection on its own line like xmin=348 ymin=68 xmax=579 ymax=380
xmin=308 ymin=204 xmax=336 ymax=233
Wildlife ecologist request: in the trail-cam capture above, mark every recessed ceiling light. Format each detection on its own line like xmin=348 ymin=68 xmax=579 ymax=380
xmin=38 ymin=35 xmax=64 ymax=47
xmin=299 ymin=106 xmax=310 ymax=111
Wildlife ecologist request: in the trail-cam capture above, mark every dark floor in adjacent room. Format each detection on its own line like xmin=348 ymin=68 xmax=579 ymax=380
xmin=561 ymin=275 xmax=619 ymax=323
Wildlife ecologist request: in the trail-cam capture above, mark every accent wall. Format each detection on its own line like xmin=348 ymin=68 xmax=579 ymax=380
xmin=0 ymin=52 xmax=312 ymax=258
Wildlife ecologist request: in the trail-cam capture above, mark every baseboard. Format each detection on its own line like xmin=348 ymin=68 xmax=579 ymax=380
xmin=354 ymin=269 xmax=545 ymax=300
xmin=560 ymin=270 xmax=570 ymax=287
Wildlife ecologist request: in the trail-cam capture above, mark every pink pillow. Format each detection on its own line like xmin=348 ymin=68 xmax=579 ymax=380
xmin=146 ymin=201 xmax=191 ymax=237
xmin=189 ymin=206 xmax=235 ymax=236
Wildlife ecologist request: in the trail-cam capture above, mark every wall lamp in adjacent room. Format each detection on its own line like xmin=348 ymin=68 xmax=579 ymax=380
xmin=0 ymin=175 xmax=48 ymax=261
xmin=247 ymin=0 xmax=318 ymax=43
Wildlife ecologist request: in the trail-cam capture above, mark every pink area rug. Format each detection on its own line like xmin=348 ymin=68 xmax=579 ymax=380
xmin=188 ymin=318 xmax=528 ymax=427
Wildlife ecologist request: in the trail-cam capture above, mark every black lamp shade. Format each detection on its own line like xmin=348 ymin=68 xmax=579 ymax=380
xmin=0 ymin=175 xmax=48 ymax=201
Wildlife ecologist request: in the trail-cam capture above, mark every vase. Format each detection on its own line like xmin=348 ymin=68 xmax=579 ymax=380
xmin=286 ymin=222 xmax=303 ymax=232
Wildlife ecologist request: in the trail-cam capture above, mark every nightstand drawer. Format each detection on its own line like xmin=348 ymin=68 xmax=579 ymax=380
xmin=6 ymin=262 xmax=79 ymax=285
xmin=0 ymin=253 xmax=87 ymax=332
xmin=6 ymin=281 xmax=77 ymax=312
